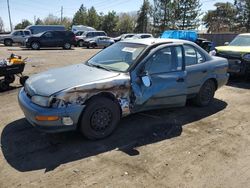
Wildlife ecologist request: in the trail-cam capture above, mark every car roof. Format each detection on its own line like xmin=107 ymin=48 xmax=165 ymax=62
xmin=121 ymin=38 xmax=193 ymax=46
xmin=239 ymin=33 xmax=250 ymax=36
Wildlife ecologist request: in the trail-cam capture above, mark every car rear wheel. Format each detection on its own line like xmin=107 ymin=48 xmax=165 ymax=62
xmin=63 ymin=43 xmax=71 ymax=50
xmin=4 ymin=39 xmax=13 ymax=46
xmin=79 ymin=96 xmax=121 ymax=140
xmin=31 ymin=42 xmax=40 ymax=50
xmin=194 ymin=80 xmax=216 ymax=107
xmin=78 ymin=40 xmax=84 ymax=47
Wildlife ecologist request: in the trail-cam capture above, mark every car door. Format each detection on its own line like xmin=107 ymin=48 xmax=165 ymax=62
xmin=184 ymin=44 xmax=209 ymax=94
xmin=130 ymin=44 xmax=187 ymax=113
xmin=12 ymin=31 xmax=24 ymax=43
xmin=40 ymin=31 xmax=56 ymax=47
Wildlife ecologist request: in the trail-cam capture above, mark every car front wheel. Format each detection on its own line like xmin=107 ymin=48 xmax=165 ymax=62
xmin=80 ymin=96 xmax=121 ymax=140
xmin=78 ymin=40 xmax=84 ymax=47
xmin=4 ymin=39 xmax=13 ymax=46
xmin=194 ymin=79 xmax=216 ymax=107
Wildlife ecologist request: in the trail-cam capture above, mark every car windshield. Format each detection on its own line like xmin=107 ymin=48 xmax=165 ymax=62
xmin=229 ymin=35 xmax=250 ymax=46
xmin=87 ymin=42 xmax=147 ymax=72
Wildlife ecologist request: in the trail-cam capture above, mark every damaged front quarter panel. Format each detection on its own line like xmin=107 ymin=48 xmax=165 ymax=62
xmin=53 ymin=73 xmax=132 ymax=116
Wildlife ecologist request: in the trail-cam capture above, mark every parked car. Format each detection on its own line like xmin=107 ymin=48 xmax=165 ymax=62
xmin=84 ymin=36 xmax=115 ymax=48
xmin=113 ymin=33 xmax=136 ymax=42
xmin=76 ymin=31 xmax=107 ymax=47
xmin=25 ymin=31 xmax=76 ymax=50
xmin=130 ymin=33 xmax=153 ymax=39
xmin=0 ymin=29 xmax=31 ymax=46
xmin=213 ymin=33 xmax=250 ymax=77
xmin=19 ymin=38 xmax=229 ymax=140
xmin=25 ymin=25 xmax=66 ymax=34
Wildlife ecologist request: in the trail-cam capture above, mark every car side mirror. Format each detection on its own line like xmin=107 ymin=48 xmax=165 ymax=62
xmin=224 ymin=42 xmax=229 ymax=45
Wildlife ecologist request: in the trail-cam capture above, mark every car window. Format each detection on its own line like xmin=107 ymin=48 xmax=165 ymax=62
xmin=141 ymin=35 xmax=151 ymax=39
xmin=184 ymin=45 xmax=205 ymax=66
xmin=145 ymin=46 xmax=182 ymax=74
xmin=86 ymin=32 xmax=93 ymax=37
xmin=13 ymin=31 xmax=23 ymax=36
xmin=24 ymin=31 xmax=30 ymax=36
xmin=43 ymin=32 xmax=53 ymax=38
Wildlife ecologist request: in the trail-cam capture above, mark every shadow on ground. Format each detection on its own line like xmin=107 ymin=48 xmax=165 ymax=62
xmin=1 ymin=99 xmax=227 ymax=172
xmin=227 ymin=77 xmax=250 ymax=89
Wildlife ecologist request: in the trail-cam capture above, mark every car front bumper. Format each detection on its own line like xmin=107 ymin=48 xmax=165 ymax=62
xmin=18 ymin=88 xmax=85 ymax=133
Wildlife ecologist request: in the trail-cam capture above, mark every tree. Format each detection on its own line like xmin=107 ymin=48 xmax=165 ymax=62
xmin=87 ymin=6 xmax=100 ymax=29
xmin=101 ymin=11 xmax=119 ymax=35
xmin=135 ymin=0 xmax=151 ymax=33
xmin=0 ymin=17 xmax=4 ymax=32
xmin=72 ymin=4 xmax=88 ymax=25
xmin=116 ymin=13 xmax=136 ymax=34
xmin=35 ymin=18 xmax=43 ymax=25
xmin=234 ymin=0 xmax=250 ymax=31
xmin=203 ymin=2 xmax=237 ymax=33
xmin=14 ymin=19 xmax=32 ymax=29
xmin=43 ymin=14 xmax=60 ymax=25
xmin=176 ymin=0 xmax=201 ymax=30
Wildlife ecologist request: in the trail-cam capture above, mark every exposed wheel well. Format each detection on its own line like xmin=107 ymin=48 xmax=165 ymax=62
xmin=4 ymin=38 xmax=13 ymax=42
xmin=79 ymin=92 xmax=122 ymax=127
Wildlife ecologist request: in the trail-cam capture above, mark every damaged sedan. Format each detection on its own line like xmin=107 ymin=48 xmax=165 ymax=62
xmin=18 ymin=38 xmax=229 ymax=139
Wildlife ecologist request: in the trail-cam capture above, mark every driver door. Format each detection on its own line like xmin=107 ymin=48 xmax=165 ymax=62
xmin=130 ymin=44 xmax=187 ymax=113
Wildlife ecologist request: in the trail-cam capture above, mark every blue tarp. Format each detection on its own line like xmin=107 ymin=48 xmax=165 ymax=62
xmin=161 ymin=30 xmax=198 ymax=42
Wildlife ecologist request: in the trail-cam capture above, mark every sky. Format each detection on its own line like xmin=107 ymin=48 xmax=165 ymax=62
xmin=0 ymin=0 xmax=234 ymax=31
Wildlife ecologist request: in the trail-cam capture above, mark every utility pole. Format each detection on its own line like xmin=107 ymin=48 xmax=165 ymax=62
xmin=7 ymin=0 xmax=13 ymax=31
xmin=60 ymin=6 xmax=63 ymax=23
xmin=34 ymin=16 xmax=36 ymax=25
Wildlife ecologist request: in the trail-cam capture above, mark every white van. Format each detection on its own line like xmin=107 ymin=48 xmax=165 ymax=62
xmin=72 ymin=25 xmax=96 ymax=33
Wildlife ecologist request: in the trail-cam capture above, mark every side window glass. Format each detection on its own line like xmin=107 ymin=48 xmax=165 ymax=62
xmin=197 ymin=51 xmax=205 ymax=64
xmin=44 ymin=32 xmax=53 ymax=38
xmin=24 ymin=31 xmax=30 ymax=36
xmin=184 ymin=45 xmax=197 ymax=66
xmin=14 ymin=31 xmax=22 ymax=36
xmin=146 ymin=47 xmax=181 ymax=74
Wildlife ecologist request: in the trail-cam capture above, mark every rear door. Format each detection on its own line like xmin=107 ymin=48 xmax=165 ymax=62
xmin=40 ymin=31 xmax=56 ymax=47
xmin=184 ymin=44 xmax=209 ymax=94
xmin=12 ymin=31 xmax=24 ymax=43
xmin=130 ymin=44 xmax=187 ymax=112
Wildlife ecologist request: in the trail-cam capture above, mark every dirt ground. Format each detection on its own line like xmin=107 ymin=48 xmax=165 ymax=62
xmin=0 ymin=45 xmax=250 ymax=188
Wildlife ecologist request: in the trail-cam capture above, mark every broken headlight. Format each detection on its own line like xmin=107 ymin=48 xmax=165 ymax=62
xmin=31 ymin=95 xmax=51 ymax=107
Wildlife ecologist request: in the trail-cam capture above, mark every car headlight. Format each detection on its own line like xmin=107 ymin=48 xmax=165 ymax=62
xmin=31 ymin=95 xmax=51 ymax=107
xmin=242 ymin=53 xmax=250 ymax=61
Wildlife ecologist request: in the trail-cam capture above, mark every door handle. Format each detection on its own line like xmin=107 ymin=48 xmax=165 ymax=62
xmin=202 ymin=70 xmax=207 ymax=73
xmin=176 ymin=77 xmax=185 ymax=82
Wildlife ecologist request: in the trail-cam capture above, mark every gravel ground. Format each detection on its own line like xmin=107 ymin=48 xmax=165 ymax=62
xmin=0 ymin=45 xmax=250 ymax=188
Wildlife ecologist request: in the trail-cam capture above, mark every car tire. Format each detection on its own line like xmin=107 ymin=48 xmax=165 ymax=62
xmin=0 ymin=80 xmax=9 ymax=91
xmin=86 ymin=45 xmax=90 ymax=49
xmin=79 ymin=96 xmax=121 ymax=140
xmin=4 ymin=39 xmax=13 ymax=46
xmin=91 ymin=43 xmax=96 ymax=48
xmin=63 ymin=43 xmax=71 ymax=50
xmin=31 ymin=42 xmax=40 ymax=50
xmin=19 ymin=76 xmax=29 ymax=86
xmin=194 ymin=79 xmax=216 ymax=107
xmin=5 ymin=75 xmax=15 ymax=83
xmin=78 ymin=40 xmax=84 ymax=47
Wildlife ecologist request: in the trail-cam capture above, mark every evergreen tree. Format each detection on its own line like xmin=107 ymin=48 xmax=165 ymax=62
xmin=135 ymin=0 xmax=151 ymax=33
xmin=234 ymin=0 xmax=250 ymax=31
xmin=72 ymin=4 xmax=88 ymax=25
xmin=87 ymin=7 xmax=100 ymax=29
xmin=176 ymin=0 xmax=201 ymax=30
xmin=14 ymin=19 xmax=32 ymax=29
xmin=35 ymin=18 xmax=43 ymax=25
xmin=116 ymin=13 xmax=136 ymax=34
xmin=101 ymin=11 xmax=119 ymax=35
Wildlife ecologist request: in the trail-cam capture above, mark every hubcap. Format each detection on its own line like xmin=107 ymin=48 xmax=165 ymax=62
xmin=32 ymin=43 xmax=38 ymax=49
xmin=90 ymin=107 xmax=112 ymax=132
xmin=79 ymin=41 xmax=83 ymax=47
xmin=65 ymin=43 xmax=70 ymax=49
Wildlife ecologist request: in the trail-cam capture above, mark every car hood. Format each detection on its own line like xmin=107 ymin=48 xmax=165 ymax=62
xmin=216 ymin=46 xmax=250 ymax=54
xmin=25 ymin=64 xmax=120 ymax=97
